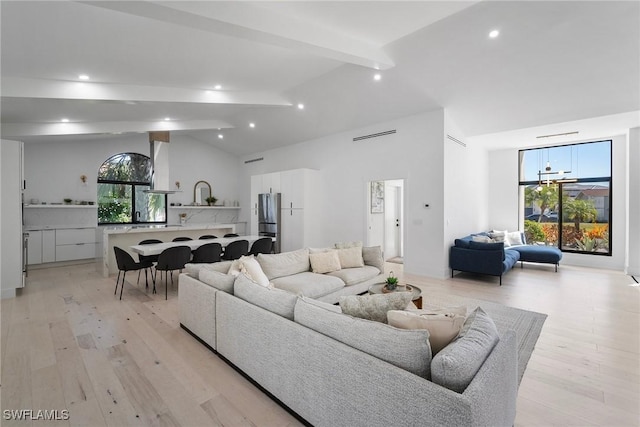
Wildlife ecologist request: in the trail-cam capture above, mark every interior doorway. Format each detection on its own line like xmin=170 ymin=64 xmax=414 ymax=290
xmin=367 ymin=179 xmax=404 ymax=264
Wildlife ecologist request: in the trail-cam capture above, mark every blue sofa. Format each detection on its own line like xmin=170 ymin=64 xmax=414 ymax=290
xmin=450 ymin=233 xmax=562 ymax=285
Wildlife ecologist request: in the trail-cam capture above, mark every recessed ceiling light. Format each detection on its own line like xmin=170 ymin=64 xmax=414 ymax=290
xmin=373 ymin=73 xmax=382 ymax=81
xmin=489 ymin=29 xmax=500 ymax=38
xmin=164 ymin=117 xmax=171 ymax=121
xmin=297 ymin=103 xmax=305 ymax=110
xmin=218 ymin=134 xmax=224 ymax=139
xmin=214 ymin=84 xmax=222 ymax=90
xmin=61 ymin=118 xmax=69 ymax=123
xmin=249 ymin=122 xmax=255 ymax=128
xmin=78 ymin=74 xmax=90 ymax=80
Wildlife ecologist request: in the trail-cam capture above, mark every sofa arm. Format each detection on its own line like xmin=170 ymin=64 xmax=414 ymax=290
xmin=178 ymin=273 xmax=217 ymax=350
xmin=450 ymin=246 xmax=504 ymax=276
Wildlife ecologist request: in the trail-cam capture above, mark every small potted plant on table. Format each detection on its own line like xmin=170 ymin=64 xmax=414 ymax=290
xmin=385 ymin=271 xmax=399 ymax=291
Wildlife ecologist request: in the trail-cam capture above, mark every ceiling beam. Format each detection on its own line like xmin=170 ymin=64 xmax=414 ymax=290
xmin=1 ymin=119 xmax=233 ymax=138
xmin=80 ymin=1 xmax=395 ymax=70
xmin=2 ymin=77 xmax=291 ymax=106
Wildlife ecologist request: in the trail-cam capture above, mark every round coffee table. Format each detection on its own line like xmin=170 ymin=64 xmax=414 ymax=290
xmin=368 ymin=283 xmax=422 ymax=309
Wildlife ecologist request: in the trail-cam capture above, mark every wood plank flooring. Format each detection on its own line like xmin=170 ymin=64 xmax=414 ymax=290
xmin=1 ymin=261 xmax=638 ymax=426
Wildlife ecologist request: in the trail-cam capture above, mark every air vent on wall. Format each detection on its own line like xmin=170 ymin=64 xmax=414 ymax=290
xmin=446 ymin=134 xmax=466 ymax=147
xmin=352 ymin=129 xmax=396 ymax=142
xmin=244 ymin=157 xmax=264 ymax=164
xmin=536 ymin=131 xmax=579 ymax=139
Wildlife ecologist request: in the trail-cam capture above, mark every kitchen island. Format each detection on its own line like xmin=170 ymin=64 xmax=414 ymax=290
xmin=101 ymin=223 xmax=236 ymax=277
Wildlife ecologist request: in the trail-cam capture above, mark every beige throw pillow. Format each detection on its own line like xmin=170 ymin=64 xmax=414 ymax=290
xmin=309 ymin=251 xmax=341 ymax=274
xmin=240 ymin=256 xmax=270 ymax=287
xmin=387 ymin=306 xmax=467 ymax=354
xmin=337 ymin=247 xmax=364 ymax=269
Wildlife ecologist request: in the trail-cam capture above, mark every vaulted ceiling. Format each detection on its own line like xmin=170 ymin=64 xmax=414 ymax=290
xmin=2 ymin=1 xmax=639 ymax=154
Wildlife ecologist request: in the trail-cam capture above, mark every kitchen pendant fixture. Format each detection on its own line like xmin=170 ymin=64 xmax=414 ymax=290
xmin=144 ymin=131 xmax=180 ymax=194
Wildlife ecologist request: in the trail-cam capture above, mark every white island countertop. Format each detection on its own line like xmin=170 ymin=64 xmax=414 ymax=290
xmin=102 ymin=223 xmax=237 ymax=235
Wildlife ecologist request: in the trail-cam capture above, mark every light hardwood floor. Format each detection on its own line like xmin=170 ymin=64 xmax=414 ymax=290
xmin=1 ymin=261 xmax=638 ymax=426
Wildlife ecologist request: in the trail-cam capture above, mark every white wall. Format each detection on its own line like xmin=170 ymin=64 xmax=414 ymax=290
xmin=23 ymin=134 xmax=241 ymax=225
xmin=443 ymin=112 xmax=489 ymax=275
xmin=239 ymin=110 xmax=448 ymax=278
xmin=1 ymin=140 xmax=23 ymax=298
xmin=486 ymin=134 xmax=629 ymax=271
xmin=626 ymin=127 xmax=640 ymax=276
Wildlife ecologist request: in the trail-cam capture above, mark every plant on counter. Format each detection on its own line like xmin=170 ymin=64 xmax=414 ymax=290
xmin=205 ymin=196 xmax=218 ymax=206
xmin=63 ymin=198 xmax=72 ymax=204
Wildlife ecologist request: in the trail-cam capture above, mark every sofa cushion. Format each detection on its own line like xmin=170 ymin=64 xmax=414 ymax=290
xmin=184 ymin=261 xmax=233 ymax=280
xmin=326 ymin=265 xmax=381 ymax=286
xmin=257 ymin=249 xmax=310 ymax=280
xmin=294 ymin=296 xmax=432 ymax=379
xmin=362 ymin=246 xmax=384 ymax=272
xmin=199 ymin=269 xmax=235 ymax=294
xmin=431 ymin=307 xmax=500 ymax=393
xmin=468 ymin=241 xmax=504 ymax=251
xmin=503 ymin=249 xmax=520 ymax=272
xmin=271 ymin=272 xmax=345 ymax=299
xmin=510 ymin=245 xmax=562 ymax=264
xmin=233 ymin=273 xmax=298 ymax=320
xmin=454 ymin=238 xmax=471 ymax=249
xmin=339 ymin=293 xmax=412 ymax=323
xmin=336 ymin=247 xmax=365 ymax=269
xmin=387 ymin=306 xmax=467 ymax=354
xmin=309 ymin=250 xmax=341 ymax=274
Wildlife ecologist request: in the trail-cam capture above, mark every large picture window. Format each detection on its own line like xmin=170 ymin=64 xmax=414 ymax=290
xmin=97 ymin=153 xmax=167 ymax=225
xmin=519 ymin=140 xmax=612 ymax=256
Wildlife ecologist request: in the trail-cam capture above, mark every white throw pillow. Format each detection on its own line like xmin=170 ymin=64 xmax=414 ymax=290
xmin=240 ymin=256 xmax=270 ymax=287
xmin=337 ymin=247 xmax=365 ymax=269
xmin=506 ymin=231 xmax=524 ymax=246
xmin=228 ymin=255 xmax=253 ymax=277
xmin=309 ymin=251 xmax=341 ymax=274
xmin=387 ymin=306 xmax=467 ymax=354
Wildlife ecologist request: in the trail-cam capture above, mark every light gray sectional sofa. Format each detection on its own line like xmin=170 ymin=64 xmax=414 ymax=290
xmin=178 ymin=247 xmax=519 ymax=427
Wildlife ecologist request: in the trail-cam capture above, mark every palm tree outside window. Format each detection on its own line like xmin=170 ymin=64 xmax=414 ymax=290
xmin=519 ymin=141 xmax=612 ymax=256
xmin=97 ymin=152 xmax=167 ymax=225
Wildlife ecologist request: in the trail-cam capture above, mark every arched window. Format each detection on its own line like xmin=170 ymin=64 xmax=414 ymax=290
xmin=97 ymin=153 xmax=166 ymax=225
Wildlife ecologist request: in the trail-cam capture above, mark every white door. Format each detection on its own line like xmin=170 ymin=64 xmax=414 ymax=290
xmin=384 ymin=183 xmax=403 ymax=260
xmin=367 ymin=179 xmax=404 ymax=262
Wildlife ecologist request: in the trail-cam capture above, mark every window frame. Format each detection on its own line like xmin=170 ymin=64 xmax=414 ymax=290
xmin=97 ymin=152 xmax=168 ymax=226
xmin=518 ymin=140 xmax=612 ymax=256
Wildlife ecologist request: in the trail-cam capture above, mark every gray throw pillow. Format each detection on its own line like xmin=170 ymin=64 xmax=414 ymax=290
xmin=339 ymin=293 xmax=412 ymax=323
xmin=430 ymin=307 xmax=500 ymax=393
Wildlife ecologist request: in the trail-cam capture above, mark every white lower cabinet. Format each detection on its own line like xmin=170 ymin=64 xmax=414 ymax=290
xmin=42 ymin=230 xmax=56 ymax=263
xmin=27 ymin=230 xmax=43 ymax=265
xmin=55 ymin=228 xmax=97 ymax=261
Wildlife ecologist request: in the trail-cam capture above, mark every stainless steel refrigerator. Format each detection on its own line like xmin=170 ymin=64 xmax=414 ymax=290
xmin=258 ymin=193 xmax=281 ymax=253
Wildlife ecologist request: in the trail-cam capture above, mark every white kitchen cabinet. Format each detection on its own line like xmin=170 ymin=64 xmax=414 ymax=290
xmin=262 ymin=172 xmax=281 ymax=194
xmin=280 ymin=208 xmax=305 ymax=252
xmin=280 ymin=169 xmax=317 ymax=209
xmin=55 ymin=228 xmax=97 ymax=262
xmin=27 ymin=230 xmax=43 ymax=265
xmin=42 ymin=230 xmax=56 ymax=263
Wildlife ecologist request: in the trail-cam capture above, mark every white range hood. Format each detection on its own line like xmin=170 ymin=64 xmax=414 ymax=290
xmin=146 ymin=131 xmax=178 ymax=194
